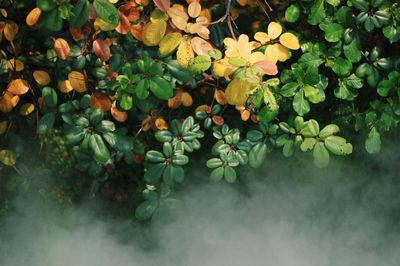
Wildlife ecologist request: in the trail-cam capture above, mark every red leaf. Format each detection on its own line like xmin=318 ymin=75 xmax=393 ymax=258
xmin=153 ymin=0 xmax=170 ymax=12
xmin=93 ymin=39 xmax=111 ymax=61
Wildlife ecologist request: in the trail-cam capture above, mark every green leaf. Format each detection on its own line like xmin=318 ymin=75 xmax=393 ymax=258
xmin=343 ymin=40 xmax=362 ymax=63
xmin=93 ymin=0 xmax=119 ymax=25
xmin=144 ymin=163 xmax=165 ymax=183
xmin=333 ymin=58 xmax=352 ymax=76
xmin=146 ymin=150 xmax=165 ymax=163
xmin=103 ymin=132 xmax=133 ymax=152
xmin=119 ymin=94 xmax=133 ymax=111
xmin=42 ymin=9 xmax=63 ymax=31
xmin=172 ymin=154 xmax=189 ymax=166
xmin=300 ymin=119 xmax=320 ymax=137
xmin=280 ymin=82 xmax=299 ymax=97
xmin=377 ymin=79 xmax=394 ymax=97
xmin=282 ymin=139 xmax=294 ymax=157
xmin=89 ymin=133 xmax=111 ymax=164
xmin=149 ymin=76 xmax=173 ymax=100
xmin=308 ymin=0 xmax=326 ymax=25
xmin=37 ymin=0 xmax=56 ymax=11
xmin=136 ymin=79 xmax=150 ymax=100
xmin=249 ymin=142 xmax=267 ymax=168
xmin=324 ymin=136 xmax=353 ymax=155
xmin=285 ymin=4 xmax=300 ymax=23
xmin=365 ymin=127 xmax=381 ymax=154
xmin=303 ymin=85 xmax=322 ymax=104
xmin=42 ymin=87 xmax=58 ymax=108
xmin=293 ymin=89 xmax=310 ymax=116
xmin=37 ymin=112 xmax=55 ymax=134
xmin=210 ymin=167 xmax=224 ymax=182
xmin=167 ymin=60 xmax=193 ymax=83
xmin=89 ymin=109 xmax=104 ymax=125
xmin=188 ymin=55 xmax=212 ymax=74
xmin=65 ymin=126 xmax=85 ymax=144
xmin=69 ymin=0 xmax=90 ymax=28
xmin=313 ymin=142 xmax=330 ymax=168
xmin=323 ymin=23 xmax=344 ymax=42
xmin=383 ymin=25 xmax=400 ymax=43
xmin=96 ymin=120 xmax=116 ymax=133
xmin=163 ymin=164 xmax=184 ymax=184
xmin=300 ymin=138 xmax=316 ymax=151
xmin=224 ymin=166 xmax=237 ymax=183
xmin=135 ymin=200 xmax=158 ymax=220
xmin=319 ymin=124 xmax=340 ymax=139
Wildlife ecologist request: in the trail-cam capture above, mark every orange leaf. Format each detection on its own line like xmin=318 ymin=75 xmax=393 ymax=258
xmin=111 ymin=105 xmax=128 ymax=122
xmin=58 ymin=80 xmax=74 ymax=93
xmin=33 ymin=70 xmax=51 ymax=85
xmin=212 ymin=115 xmax=224 ymax=126
xmin=93 ymin=39 xmax=111 ymax=61
xmin=119 ymin=4 xmax=140 ymax=22
xmin=155 ymin=117 xmax=168 ymax=130
xmin=26 ymin=8 xmax=41 ymax=26
xmin=54 ymin=38 xmax=70 ymax=60
xmin=168 ymin=89 xmax=183 ymax=109
xmin=153 ymin=0 xmax=170 ymax=12
xmin=90 ymin=91 xmax=112 ymax=111
xmin=7 ymin=79 xmax=29 ymax=95
xmin=7 ymin=58 xmax=24 ymax=72
xmin=240 ymin=109 xmax=250 ymax=121
xmin=214 ymin=90 xmax=226 ymax=105
xmin=20 ymin=103 xmax=35 ymax=116
xmin=4 ymin=22 xmax=18 ymax=41
xmin=116 ymin=12 xmax=130 ymax=34
xmin=130 ymin=24 xmax=143 ymax=40
xmin=68 ymin=71 xmax=87 ymax=93
xmin=69 ymin=27 xmax=84 ymax=41
xmin=0 ymin=92 xmax=19 ymax=113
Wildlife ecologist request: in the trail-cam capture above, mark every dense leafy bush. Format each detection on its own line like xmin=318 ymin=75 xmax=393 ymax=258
xmin=0 ymin=0 xmax=399 ymax=220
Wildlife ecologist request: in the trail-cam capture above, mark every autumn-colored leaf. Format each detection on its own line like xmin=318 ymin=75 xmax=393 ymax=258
xmin=240 ymin=109 xmax=250 ymax=121
xmin=195 ymin=104 xmax=209 ymax=113
xmin=212 ymin=115 xmax=224 ymax=126
xmin=267 ymin=22 xmax=282 ymax=40
xmin=7 ymin=58 xmax=24 ymax=72
xmin=155 ymin=117 xmax=168 ymax=130
xmin=26 ymin=8 xmax=41 ymax=26
xmin=93 ymin=39 xmax=111 ymax=61
xmin=0 ymin=121 xmax=7 ymax=135
xmin=69 ymin=27 xmax=85 ymax=41
xmin=111 ymin=105 xmax=128 ymax=122
xmin=142 ymin=20 xmax=167 ymax=46
xmin=68 ymin=71 xmax=87 ymax=93
xmin=225 ymin=79 xmax=253 ymax=106
xmin=177 ymin=38 xmax=194 ymax=67
xmin=130 ymin=24 xmax=143 ymax=40
xmin=7 ymin=79 xmax=29 ymax=95
xmin=188 ymin=1 xmax=201 ymax=18
xmin=116 ymin=12 xmax=130 ymax=34
xmin=90 ymin=91 xmax=112 ymax=111
xmin=181 ymin=92 xmax=193 ymax=107
xmin=142 ymin=115 xmax=152 ymax=132
xmin=119 ymin=3 xmax=140 ymax=22
xmin=0 ymin=92 xmax=19 ymax=113
xmin=191 ymin=37 xmax=212 ymax=56
xmin=33 ymin=70 xmax=51 ymax=85
xmin=0 ymin=150 xmax=16 ymax=166
xmin=4 ymin=22 xmax=18 ymax=41
xmin=58 ymin=80 xmax=74 ymax=93
xmin=279 ymin=32 xmax=300 ymax=50
xmin=159 ymin=32 xmax=183 ymax=55
xmin=253 ymin=61 xmax=278 ymax=75
xmin=154 ymin=0 xmax=170 ymax=12
xmin=214 ymin=90 xmax=226 ymax=105
xmin=20 ymin=103 xmax=35 ymax=116
xmin=168 ymin=89 xmax=183 ymax=109
xmin=54 ymin=38 xmax=70 ymax=60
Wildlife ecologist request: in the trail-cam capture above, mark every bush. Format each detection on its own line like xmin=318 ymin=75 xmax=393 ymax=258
xmin=0 ymin=0 xmax=399 ymax=220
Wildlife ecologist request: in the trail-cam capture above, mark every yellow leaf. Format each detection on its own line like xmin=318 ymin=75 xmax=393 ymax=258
xmin=68 ymin=71 xmax=87 ymax=93
xmin=0 ymin=150 xmax=16 ymax=166
xmin=188 ymin=1 xmax=201 ymax=18
xmin=191 ymin=36 xmax=212 ymax=56
xmin=7 ymin=58 xmax=24 ymax=72
xmin=159 ymin=32 xmax=183 ymax=55
xmin=265 ymin=43 xmax=289 ymax=63
xmin=0 ymin=8 xmax=7 ymax=17
xmin=20 ymin=103 xmax=35 ymax=116
xmin=267 ymin=22 xmax=282 ymax=40
xmin=4 ymin=22 xmax=18 ymax=41
xmin=94 ymin=18 xmax=117 ymax=31
xmin=58 ymin=80 xmax=74 ymax=93
xmin=0 ymin=121 xmax=7 ymax=135
xmin=181 ymin=92 xmax=193 ymax=107
xmin=279 ymin=32 xmax=300 ymax=50
xmin=195 ymin=104 xmax=209 ymax=113
xmin=33 ymin=70 xmax=51 ymax=85
xmin=7 ymin=79 xmax=29 ymax=95
xmin=171 ymin=16 xmax=188 ymax=31
xmin=177 ymin=38 xmax=194 ymax=67
xmin=225 ymin=79 xmax=254 ymax=106
xmin=212 ymin=58 xmax=237 ymax=79
xmin=142 ymin=20 xmax=167 ymax=46
xmin=254 ymin=32 xmax=270 ymax=45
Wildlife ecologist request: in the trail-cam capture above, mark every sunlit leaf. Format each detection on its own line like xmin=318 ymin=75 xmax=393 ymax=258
xmin=159 ymin=32 xmax=183 ymax=55
xmin=267 ymin=22 xmax=282 ymax=39
xmin=54 ymin=38 xmax=70 ymax=60
xmin=279 ymin=32 xmax=300 ymax=50
xmin=177 ymin=38 xmax=194 ymax=67
xmin=142 ymin=20 xmax=167 ymax=46
xmin=7 ymin=79 xmax=29 ymax=95
xmin=33 ymin=70 xmax=51 ymax=85
xmin=68 ymin=71 xmax=87 ymax=93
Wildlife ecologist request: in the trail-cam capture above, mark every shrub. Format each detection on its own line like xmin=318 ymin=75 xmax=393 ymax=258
xmin=0 ymin=0 xmax=399 ymax=220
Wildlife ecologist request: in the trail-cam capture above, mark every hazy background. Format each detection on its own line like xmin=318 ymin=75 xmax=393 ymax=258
xmin=0 ymin=140 xmax=400 ymax=266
